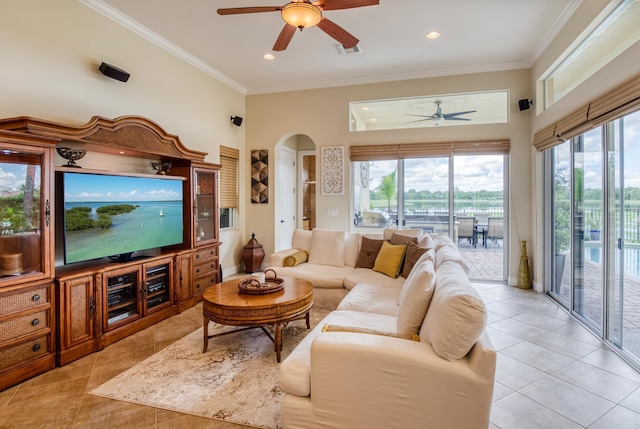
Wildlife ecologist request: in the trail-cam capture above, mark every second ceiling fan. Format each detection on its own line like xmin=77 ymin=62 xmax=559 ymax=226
xmin=217 ymin=0 xmax=379 ymax=51
xmin=405 ymin=101 xmax=477 ymax=126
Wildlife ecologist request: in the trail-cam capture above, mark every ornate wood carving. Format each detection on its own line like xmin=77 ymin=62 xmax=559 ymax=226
xmin=0 ymin=115 xmax=207 ymax=161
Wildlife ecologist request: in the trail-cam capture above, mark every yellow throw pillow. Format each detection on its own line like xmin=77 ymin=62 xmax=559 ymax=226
xmin=283 ymin=250 xmax=308 ymax=267
xmin=373 ymin=241 xmax=407 ymax=278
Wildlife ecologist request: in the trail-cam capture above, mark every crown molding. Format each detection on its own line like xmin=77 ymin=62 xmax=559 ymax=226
xmin=79 ymin=0 xmax=247 ymax=95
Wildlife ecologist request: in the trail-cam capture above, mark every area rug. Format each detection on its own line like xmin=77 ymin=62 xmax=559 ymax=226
xmin=90 ymin=308 xmax=329 ymax=429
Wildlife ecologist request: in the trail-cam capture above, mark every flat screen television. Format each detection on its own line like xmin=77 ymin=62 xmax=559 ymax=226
xmin=61 ymin=171 xmax=184 ymax=264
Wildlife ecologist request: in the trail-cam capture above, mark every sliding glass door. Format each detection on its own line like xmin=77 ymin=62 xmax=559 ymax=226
xmin=546 ymin=109 xmax=640 ymax=368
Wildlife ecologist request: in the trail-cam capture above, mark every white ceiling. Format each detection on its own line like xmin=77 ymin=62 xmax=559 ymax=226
xmin=84 ymin=0 xmax=580 ymax=95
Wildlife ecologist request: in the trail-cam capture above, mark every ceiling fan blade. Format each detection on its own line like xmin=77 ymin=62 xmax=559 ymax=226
xmin=443 ymin=110 xmax=477 ymax=119
xmin=317 ymin=18 xmax=359 ymax=48
xmin=443 ymin=117 xmax=472 ymax=121
xmin=273 ymin=24 xmax=297 ymax=51
xmin=313 ymin=0 xmax=379 ymax=10
xmin=404 ymin=114 xmax=434 ymax=119
xmin=217 ymin=7 xmax=281 ymax=15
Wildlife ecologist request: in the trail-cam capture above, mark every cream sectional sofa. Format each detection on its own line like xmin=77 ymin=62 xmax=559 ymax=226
xmin=270 ymin=228 xmax=497 ymax=429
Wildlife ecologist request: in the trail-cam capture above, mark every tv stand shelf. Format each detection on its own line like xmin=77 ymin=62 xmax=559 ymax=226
xmin=0 ymin=115 xmax=221 ymax=386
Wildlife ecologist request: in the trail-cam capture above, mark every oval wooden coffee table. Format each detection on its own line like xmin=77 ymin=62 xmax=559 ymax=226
xmin=202 ymin=276 xmax=313 ymax=362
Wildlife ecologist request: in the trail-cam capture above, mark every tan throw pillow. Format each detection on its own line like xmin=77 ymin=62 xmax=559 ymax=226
xmin=401 ymin=241 xmax=430 ymax=278
xmin=389 ymin=232 xmax=419 ymax=246
xmin=397 ymin=259 xmax=436 ymax=339
xmin=283 ymin=250 xmax=308 ymax=267
xmin=373 ymin=241 xmax=407 ymax=278
xmin=308 ymin=228 xmax=346 ymax=267
xmin=356 ymin=236 xmax=384 ymax=268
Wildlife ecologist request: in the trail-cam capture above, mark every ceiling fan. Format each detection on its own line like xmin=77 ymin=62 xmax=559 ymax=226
xmin=217 ymin=0 xmax=379 ymax=51
xmin=405 ymin=101 xmax=477 ymax=126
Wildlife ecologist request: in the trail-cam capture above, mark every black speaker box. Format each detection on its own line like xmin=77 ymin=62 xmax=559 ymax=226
xmin=519 ymin=99 xmax=532 ymax=111
xmin=99 ymin=62 xmax=130 ymax=82
xmin=231 ymin=116 xmax=243 ymax=126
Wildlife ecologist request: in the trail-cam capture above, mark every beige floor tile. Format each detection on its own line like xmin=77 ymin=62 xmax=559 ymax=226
xmin=552 ymin=360 xmax=639 ymax=403
xmin=589 ymin=405 xmax=640 ymax=429
xmin=492 ymin=392 xmax=583 ymax=429
xmin=519 ymin=375 xmax=615 ymax=427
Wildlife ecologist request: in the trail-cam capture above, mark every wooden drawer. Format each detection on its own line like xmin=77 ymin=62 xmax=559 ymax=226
xmin=0 ymin=334 xmax=51 ymax=371
xmin=193 ymin=246 xmax=217 ymax=263
xmin=193 ymin=272 xmax=218 ymax=294
xmin=0 ymin=309 xmax=49 ymax=342
xmin=193 ymin=258 xmax=217 ymax=277
xmin=0 ymin=285 xmax=50 ymax=315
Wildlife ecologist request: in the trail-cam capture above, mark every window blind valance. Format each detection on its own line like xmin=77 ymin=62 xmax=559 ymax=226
xmin=219 ymin=145 xmax=239 ymax=209
xmin=533 ymin=72 xmax=640 ymax=151
xmin=350 ymin=139 xmax=510 ymax=161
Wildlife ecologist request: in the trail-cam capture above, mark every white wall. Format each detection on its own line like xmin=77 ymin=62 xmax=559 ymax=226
xmin=247 ymin=69 xmax=532 ymax=283
xmin=0 ymin=0 xmax=246 ymax=274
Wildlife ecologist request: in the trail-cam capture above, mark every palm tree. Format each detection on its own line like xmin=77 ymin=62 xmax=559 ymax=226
xmin=376 ymin=170 xmax=397 ymax=214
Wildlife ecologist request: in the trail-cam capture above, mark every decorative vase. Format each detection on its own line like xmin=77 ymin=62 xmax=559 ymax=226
xmin=518 ymin=240 xmax=531 ymax=289
xmin=242 ymin=233 xmax=265 ymax=273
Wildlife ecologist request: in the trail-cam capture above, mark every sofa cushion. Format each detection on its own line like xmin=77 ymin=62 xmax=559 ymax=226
xmin=344 ymin=232 xmax=362 ymax=267
xmin=337 ymin=282 xmax=402 ymax=317
xmin=355 ymin=236 xmax=384 ymax=269
xmin=373 ymin=241 xmax=407 ymax=278
xmin=401 ymin=241 xmax=430 ymax=278
xmin=279 ymin=310 xmax=398 ymax=397
xmin=283 ymin=250 xmax=309 ymax=267
xmin=274 ymin=264 xmax=354 ymax=288
xmin=343 ymin=268 xmax=406 ymax=291
xmin=396 ymin=259 xmax=436 ymax=339
xmin=420 ymin=260 xmax=487 ymax=361
xmin=308 ymin=228 xmax=345 ymax=267
xmin=434 ymin=243 xmax=470 ymax=275
xmin=397 ymin=249 xmax=436 ymax=304
xmin=418 ymin=233 xmax=434 ymax=249
xmin=292 ymin=229 xmax=312 ymax=252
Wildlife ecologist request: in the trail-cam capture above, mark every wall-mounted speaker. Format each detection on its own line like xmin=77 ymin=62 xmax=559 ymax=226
xmin=231 ymin=116 xmax=243 ymax=127
xmin=99 ymin=62 xmax=130 ymax=82
xmin=519 ymin=99 xmax=533 ymax=111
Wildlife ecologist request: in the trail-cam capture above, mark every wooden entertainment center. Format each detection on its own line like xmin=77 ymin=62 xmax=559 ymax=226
xmin=0 ymin=116 xmax=221 ymax=390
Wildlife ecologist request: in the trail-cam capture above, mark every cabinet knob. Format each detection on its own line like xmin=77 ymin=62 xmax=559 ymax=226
xmin=32 ymin=343 xmax=41 ymax=352
xmin=195 ymin=254 xmax=200 ymax=259
xmin=209 ymin=250 xmax=214 ymax=255
xmin=195 ymin=268 xmax=200 ymax=274
xmin=210 ymin=264 xmax=214 ymax=269
xmin=31 ymin=318 xmax=40 ymax=326
xmin=32 ymin=294 xmax=41 ymax=302
xmin=195 ymin=283 xmax=201 ymax=289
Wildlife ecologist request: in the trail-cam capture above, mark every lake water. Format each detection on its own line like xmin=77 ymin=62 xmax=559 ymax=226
xmin=64 ymin=201 xmax=183 ymax=263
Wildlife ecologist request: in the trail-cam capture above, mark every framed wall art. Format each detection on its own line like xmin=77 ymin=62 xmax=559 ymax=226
xmin=251 ymin=149 xmax=268 ymax=203
xmin=321 ymin=146 xmax=344 ymax=195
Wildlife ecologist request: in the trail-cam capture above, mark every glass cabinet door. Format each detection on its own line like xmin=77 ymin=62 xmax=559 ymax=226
xmin=0 ymin=146 xmax=52 ymax=284
xmin=104 ymin=268 xmax=141 ymax=329
xmin=194 ymin=168 xmax=218 ymax=246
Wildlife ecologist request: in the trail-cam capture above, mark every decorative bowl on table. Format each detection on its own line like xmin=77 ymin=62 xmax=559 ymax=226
xmin=238 ymin=269 xmax=284 ymax=294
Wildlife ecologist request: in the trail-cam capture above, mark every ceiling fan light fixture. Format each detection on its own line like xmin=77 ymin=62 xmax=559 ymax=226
xmin=433 ymin=116 xmax=445 ymax=126
xmin=281 ymin=2 xmax=322 ymax=30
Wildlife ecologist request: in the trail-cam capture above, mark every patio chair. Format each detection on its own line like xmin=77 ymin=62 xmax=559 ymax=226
xmin=486 ymin=217 xmax=503 ymax=247
xmin=457 ymin=216 xmax=477 ymax=247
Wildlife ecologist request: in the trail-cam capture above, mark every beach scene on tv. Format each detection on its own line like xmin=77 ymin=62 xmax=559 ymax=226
xmin=63 ymin=172 xmax=184 ymax=264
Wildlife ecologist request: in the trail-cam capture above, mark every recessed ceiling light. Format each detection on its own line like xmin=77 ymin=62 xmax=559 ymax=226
xmin=370 ymin=118 xmax=377 ymax=122
xmin=263 ymin=53 xmax=275 ymax=60
xmin=362 ymin=107 xmax=370 ymax=110
xmin=426 ymin=31 xmax=440 ymax=39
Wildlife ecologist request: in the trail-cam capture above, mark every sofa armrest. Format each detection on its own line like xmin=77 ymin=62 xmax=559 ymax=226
xmin=308 ymin=332 xmax=495 ymax=429
xmin=269 ymin=248 xmax=301 ymax=268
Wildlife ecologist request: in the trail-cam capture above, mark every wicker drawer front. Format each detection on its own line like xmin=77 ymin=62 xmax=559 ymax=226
xmin=0 ymin=309 xmax=49 ymax=342
xmin=0 ymin=335 xmax=50 ymax=371
xmin=0 ymin=286 xmax=49 ymax=315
